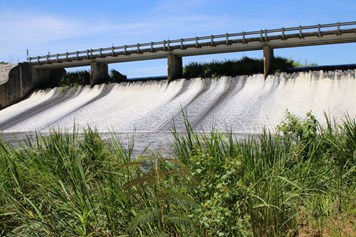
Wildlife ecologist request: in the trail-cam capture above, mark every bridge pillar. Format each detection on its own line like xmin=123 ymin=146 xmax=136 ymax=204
xmin=167 ymin=54 xmax=183 ymax=82
xmin=90 ymin=62 xmax=108 ymax=86
xmin=263 ymin=46 xmax=274 ymax=79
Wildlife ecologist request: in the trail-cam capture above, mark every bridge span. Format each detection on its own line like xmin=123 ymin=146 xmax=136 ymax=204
xmin=29 ymin=21 xmax=356 ymax=85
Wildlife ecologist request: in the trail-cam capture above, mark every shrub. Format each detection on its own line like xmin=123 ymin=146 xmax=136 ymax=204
xmin=57 ymin=69 xmax=127 ymax=87
xmin=59 ymin=70 xmax=91 ymax=86
xmin=110 ymin=69 xmax=127 ymax=83
xmin=183 ymin=56 xmax=296 ymax=79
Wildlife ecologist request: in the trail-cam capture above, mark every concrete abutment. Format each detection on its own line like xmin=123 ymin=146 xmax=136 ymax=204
xmin=0 ymin=63 xmax=65 ymax=110
xmin=0 ymin=63 xmax=31 ymax=110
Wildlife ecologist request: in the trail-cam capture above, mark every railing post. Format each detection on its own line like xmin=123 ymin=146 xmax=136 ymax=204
xmin=225 ymin=33 xmax=229 ymax=45
xmin=163 ymin=40 xmax=167 ymax=51
xmin=299 ymin=25 xmax=303 ymax=38
xmin=318 ymin=24 xmax=322 ymax=37
xmin=167 ymin=40 xmax=171 ymax=50
xmin=282 ymin=27 xmax=285 ymax=40
xmin=26 ymin=49 xmax=29 ymax=62
xmin=137 ymin=44 xmax=140 ymax=53
xmin=211 ymin=35 xmax=215 ymax=47
xmin=265 ymin=29 xmax=268 ymax=41
xmin=180 ymin=38 xmax=184 ymax=49
xmin=100 ymin=48 xmax=103 ymax=57
xmin=76 ymin=51 xmax=79 ymax=59
xmin=112 ymin=46 xmax=115 ymax=56
xmin=124 ymin=45 xmax=128 ymax=54
xmin=151 ymin=42 xmax=154 ymax=52
xmin=195 ymin=37 xmax=199 ymax=48
xmin=260 ymin=30 xmax=263 ymax=42
xmin=242 ymin=32 xmax=246 ymax=43
xmin=337 ymin=22 xmax=341 ymax=35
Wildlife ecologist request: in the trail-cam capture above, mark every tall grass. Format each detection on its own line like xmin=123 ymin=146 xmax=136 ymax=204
xmin=0 ymin=113 xmax=355 ymax=236
xmin=172 ymin=112 xmax=355 ymax=236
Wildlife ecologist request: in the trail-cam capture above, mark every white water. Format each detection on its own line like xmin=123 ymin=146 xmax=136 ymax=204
xmin=1 ymin=71 xmax=356 ymax=134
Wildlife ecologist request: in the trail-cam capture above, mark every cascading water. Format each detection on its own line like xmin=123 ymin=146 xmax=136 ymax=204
xmin=1 ymin=70 xmax=355 ymax=135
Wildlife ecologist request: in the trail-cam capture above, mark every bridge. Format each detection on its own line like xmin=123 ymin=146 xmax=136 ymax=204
xmin=29 ymin=21 xmax=356 ymax=85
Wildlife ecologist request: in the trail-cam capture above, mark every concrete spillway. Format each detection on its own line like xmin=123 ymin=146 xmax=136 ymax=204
xmin=0 ymin=70 xmax=355 ymax=134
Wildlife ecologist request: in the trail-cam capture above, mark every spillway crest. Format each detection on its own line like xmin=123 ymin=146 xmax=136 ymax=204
xmin=1 ymin=71 xmax=355 ymax=134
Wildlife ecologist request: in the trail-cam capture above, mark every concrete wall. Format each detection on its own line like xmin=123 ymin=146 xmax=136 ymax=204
xmin=0 ymin=63 xmax=65 ymax=110
xmin=0 ymin=63 xmax=32 ymax=110
xmin=32 ymin=67 xmax=66 ymax=89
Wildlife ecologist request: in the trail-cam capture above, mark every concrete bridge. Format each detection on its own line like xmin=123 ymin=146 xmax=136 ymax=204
xmin=1 ymin=21 xmax=356 ymax=110
xmin=29 ymin=21 xmax=356 ymax=85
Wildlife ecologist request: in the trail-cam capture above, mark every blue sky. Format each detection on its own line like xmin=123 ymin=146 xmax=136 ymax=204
xmin=1 ymin=0 xmax=355 ymax=77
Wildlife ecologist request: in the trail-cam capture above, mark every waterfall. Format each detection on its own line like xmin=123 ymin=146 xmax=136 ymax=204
xmin=1 ymin=70 xmax=355 ymax=134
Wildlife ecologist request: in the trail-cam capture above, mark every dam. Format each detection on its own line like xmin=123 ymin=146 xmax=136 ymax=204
xmin=1 ymin=21 xmax=355 ymax=111
xmin=1 ymin=70 xmax=355 ymax=135
xmin=1 ymin=20 xmax=356 ymax=148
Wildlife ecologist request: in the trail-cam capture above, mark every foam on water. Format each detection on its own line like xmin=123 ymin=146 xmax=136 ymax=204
xmin=1 ymin=71 xmax=355 ymax=134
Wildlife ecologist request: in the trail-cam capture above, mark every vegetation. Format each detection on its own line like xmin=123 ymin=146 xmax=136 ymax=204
xmin=0 ymin=112 xmax=354 ymax=236
xmin=292 ymin=60 xmax=318 ymax=67
xmin=183 ymin=56 xmax=319 ymax=79
xmin=59 ymin=70 xmax=91 ymax=86
xmin=56 ymin=56 xmax=317 ymax=86
xmin=58 ymin=69 xmax=127 ymax=87
xmin=0 ymin=61 xmax=9 ymax=65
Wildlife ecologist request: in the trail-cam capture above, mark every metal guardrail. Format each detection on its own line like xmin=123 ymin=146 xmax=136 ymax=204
xmin=28 ymin=21 xmax=356 ymax=64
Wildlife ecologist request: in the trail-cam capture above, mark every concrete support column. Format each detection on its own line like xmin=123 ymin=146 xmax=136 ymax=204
xmin=167 ymin=54 xmax=183 ymax=83
xmin=263 ymin=46 xmax=274 ymax=79
xmin=91 ymin=62 xmax=108 ymax=86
